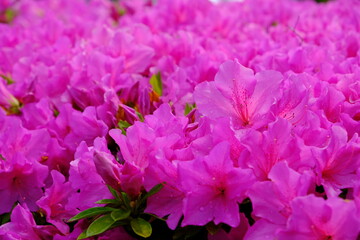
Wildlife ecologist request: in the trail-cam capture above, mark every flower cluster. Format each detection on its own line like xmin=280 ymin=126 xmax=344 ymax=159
xmin=0 ymin=0 xmax=360 ymax=239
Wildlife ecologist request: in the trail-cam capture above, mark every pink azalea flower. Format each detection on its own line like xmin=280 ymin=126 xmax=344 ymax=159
xmin=209 ymin=213 xmax=249 ymax=240
xmin=110 ymin=121 xmax=155 ymax=171
xmin=37 ymin=170 xmax=75 ymax=234
xmin=277 ymin=195 xmax=360 ymax=239
xmin=311 ymin=125 xmax=360 ymax=196
xmin=248 ymin=161 xmax=313 ymax=225
xmin=0 ymin=204 xmax=60 ymax=240
xmin=272 ymin=73 xmax=309 ymax=126
xmin=67 ymin=141 xmax=112 ymax=211
xmin=239 ymin=118 xmax=303 ymax=180
xmin=0 ymin=115 xmax=51 ymax=163
xmin=92 ymin=137 xmax=122 ymax=191
xmin=194 ymin=59 xmax=283 ymax=129
xmin=244 ymin=219 xmax=281 ymax=240
xmin=179 ymin=142 xmax=255 ymax=227
xmin=0 ymin=153 xmax=48 ymax=214
xmin=145 ymin=156 xmax=185 ymax=229
xmin=48 ymin=104 xmax=108 ymax=152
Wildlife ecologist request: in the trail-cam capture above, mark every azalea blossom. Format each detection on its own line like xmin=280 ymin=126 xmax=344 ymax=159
xmin=179 ymin=142 xmax=255 ymax=227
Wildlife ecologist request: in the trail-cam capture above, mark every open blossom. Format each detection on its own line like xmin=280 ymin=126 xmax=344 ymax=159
xmin=238 ymin=118 xmax=304 ymax=180
xmin=67 ymin=141 xmax=112 ymax=211
xmin=248 ymin=161 xmax=313 ymax=225
xmin=277 ymin=195 xmax=360 ymax=239
xmin=36 ymin=170 xmax=75 ymax=234
xmin=310 ymin=125 xmax=360 ymax=196
xmin=179 ymin=142 xmax=255 ymax=227
xmin=194 ymin=59 xmax=283 ymax=129
xmin=0 ymin=0 xmax=360 ymax=239
xmin=145 ymin=156 xmax=185 ymax=230
xmin=0 ymin=204 xmax=60 ymax=240
xmin=0 ymin=153 xmax=48 ymax=214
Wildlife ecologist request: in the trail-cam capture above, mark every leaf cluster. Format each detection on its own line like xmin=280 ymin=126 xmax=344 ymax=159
xmin=68 ymin=183 xmax=164 ymax=239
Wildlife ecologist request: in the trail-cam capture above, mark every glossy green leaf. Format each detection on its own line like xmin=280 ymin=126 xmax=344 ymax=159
xmin=121 ymin=192 xmax=131 ymax=209
xmin=107 ymin=185 xmax=120 ymax=200
xmin=131 ymin=218 xmax=152 ymax=238
xmin=145 ymin=183 xmax=164 ymax=199
xmin=110 ymin=209 xmax=131 ymax=221
xmin=137 ymin=183 xmax=164 ymax=209
xmin=95 ymin=199 xmax=120 ymax=205
xmin=86 ymin=214 xmax=115 ymax=238
xmin=149 ymin=72 xmax=163 ymax=96
xmin=68 ymin=207 xmax=115 ymax=222
xmin=77 ymin=230 xmax=88 ymax=240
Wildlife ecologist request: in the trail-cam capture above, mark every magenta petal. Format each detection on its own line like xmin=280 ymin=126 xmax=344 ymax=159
xmin=194 ymin=81 xmax=236 ymax=119
xmin=93 ymin=150 xmax=122 ymax=191
xmin=214 ymin=59 xmax=256 ymax=100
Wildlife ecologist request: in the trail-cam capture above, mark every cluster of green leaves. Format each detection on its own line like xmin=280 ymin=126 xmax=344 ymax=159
xmin=68 ymin=184 xmax=164 ymax=239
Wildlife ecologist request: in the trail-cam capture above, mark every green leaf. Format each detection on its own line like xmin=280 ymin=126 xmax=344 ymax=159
xmin=131 ymin=218 xmax=152 ymax=238
xmin=118 ymin=120 xmax=131 ymax=128
xmin=184 ymin=103 xmax=196 ymax=115
xmin=137 ymin=183 xmax=164 ymax=209
xmin=68 ymin=207 xmax=115 ymax=222
xmin=145 ymin=213 xmax=167 ymax=221
xmin=110 ymin=209 xmax=131 ymax=221
xmin=86 ymin=214 xmax=115 ymax=238
xmin=4 ymin=9 xmax=16 ymax=23
xmin=149 ymin=72 xmax=163 ymax=96
xmin=144 ymin=183 xmax=164 ymax=200
xmin=121 ymin=192 xmax=131 ymax=209
xmin=107 ymin=185 xmax=120 ymax=200
xmin=53 ymin=108 xmax=59 ymax=117
xmin=0 ymin=74 xmax=14 ymax=84
xmin=136 ymin=111 xmax=144 ymax=122
xmin=95 ymin=199 xmax=120 ymax=205
xmin=77 ymin=230 xmax=88 ymax=240
xmin=118 ymin=120 xmax=131 ymax=135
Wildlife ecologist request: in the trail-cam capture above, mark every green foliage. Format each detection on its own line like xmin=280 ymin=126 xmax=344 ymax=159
xmin=111 ymin=209 xmax=131 ymax=221
xmin=69 ymin=183 xmax=165 ymax=239
xmin=150 ymin=72 xmax=163 ymax=96
xmin=68 ymin=207 xmax=116 ymax=222
xmin=118 ymin=120 xmax=131 ymax=135
xmin=184 ymin=103 xmax=196 ymax=115
xmin=131 ymin=218 xmax=152 ymax=238
xmin=95 ymin=199 xmax=120 ymax=205
xmin=81 ymin=214 xmax=115 ymax=239
xmin=0 ymin=74 xmax=14 ymax=84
